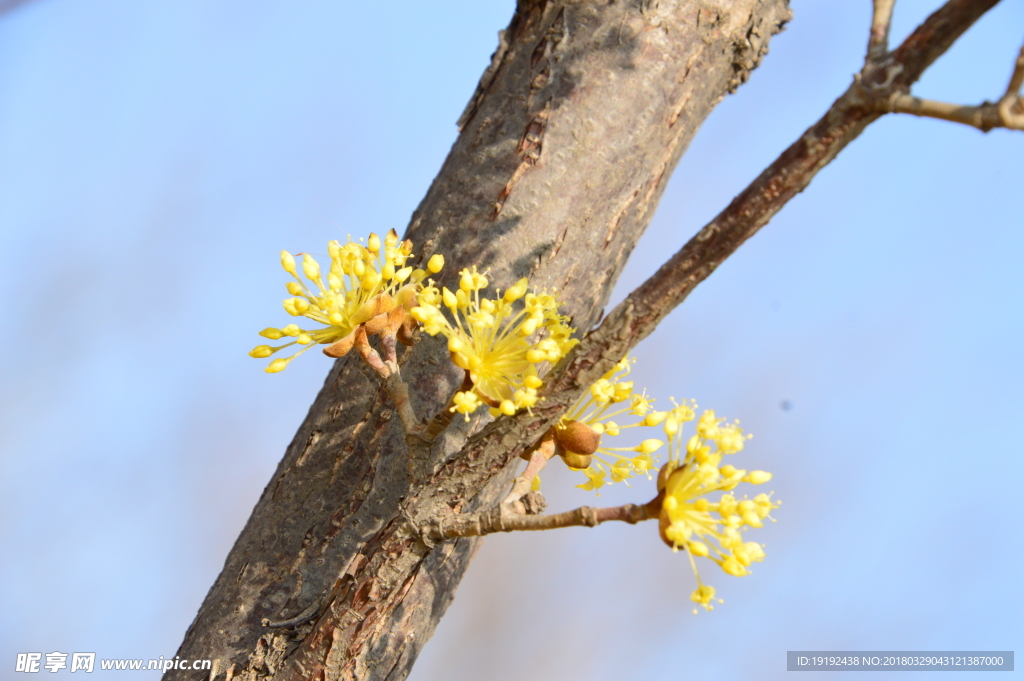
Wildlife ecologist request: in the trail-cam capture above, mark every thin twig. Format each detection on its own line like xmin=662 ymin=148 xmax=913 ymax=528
xmin=867 ymin=0 xmax=897 ymax=61
xmin=425 ymin=502 xmax=651 ymax=540
xmin=500 ymin=435 xmax=556 ymax=509
xmin=885 ymin=38 xmax=1024 ymax=132
xmin=383 ymin=374 xmax=423 ymax=437
xmin=352 ymin=328 xmax=425 ymax=439
xmin=886 ymin=93 xmax=1022 ymax=131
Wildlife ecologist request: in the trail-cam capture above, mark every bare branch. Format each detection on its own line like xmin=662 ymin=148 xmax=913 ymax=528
xmin=887 ymin=0 xmax=1002 ymax=88
xmin=887 ymin=92 xmax=1023 ymax=131
xmin=885 ymin=37 xmax=1024 ymax=132
xmin=425 ymin=502 xmax=651 ymax=540
xmin=867 ymin=0 xmax=897 ymax=61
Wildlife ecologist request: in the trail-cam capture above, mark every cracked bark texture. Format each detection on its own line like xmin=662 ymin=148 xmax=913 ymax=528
xmin=166 ymin=1 xmax=791 ymax=679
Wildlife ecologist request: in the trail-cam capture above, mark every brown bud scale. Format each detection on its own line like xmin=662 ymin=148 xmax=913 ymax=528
xmin=554 ymin=420 xmax=601 ymax=456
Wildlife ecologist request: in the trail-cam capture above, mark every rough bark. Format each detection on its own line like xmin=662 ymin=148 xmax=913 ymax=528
xmin=167 ymin=1 xmax=792 ymax=679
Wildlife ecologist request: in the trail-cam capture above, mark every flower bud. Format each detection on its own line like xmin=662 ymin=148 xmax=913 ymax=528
xmin=526 ymin=348 xmax=546 ymax=364
xmin=633 ymin=439 xmax=664 ymax=455
xmin=281 ymin=250 xmax=297 ymax=275
xmin=427 ymin=254 xmax=444 ymax=273
xmin=302 ymin=254 xmax=320 ymax=281
xmin=687 ymin=540 xmax=710 ymax=557
xmin=249 ymin=345 xmax=273 ymax=358
xmin=554 ymin=420 xmax=601 ymax=456
xmin=644 ymin=411 xmax=668 ymax=427
xmin=744 ymin=470 xmax=772 ymax=484
xmin=361 ymin=270 xmax=382 ymax=291
xmin=721 ymin=557 xmax=747 ymax=577
xmin=259 ymin=327 xmax=284 ymax=340
xmin=284 ymin=297 xmax=310 ymax=316
xmin=266 ymin=358 xmax=289 ymax=373
xmin=503 ymin=278 xmax=528 ymax=302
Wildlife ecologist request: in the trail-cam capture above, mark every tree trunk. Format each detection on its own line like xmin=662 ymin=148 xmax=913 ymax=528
xmin=167 ymin=1 xmax=791 ymax=678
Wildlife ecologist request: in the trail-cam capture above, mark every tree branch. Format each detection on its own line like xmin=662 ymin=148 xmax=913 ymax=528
xmin=426 ymin=502 xmax=651 ymax=539
xmin=885 ymin=38 xmax=1024 ymax=132
xmin=868 ymin=0 xmax=898 ymax=61
xmin=886 ymin=92 xmax=1024 ymax=131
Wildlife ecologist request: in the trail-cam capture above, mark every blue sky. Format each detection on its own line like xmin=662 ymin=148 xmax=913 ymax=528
xmin=1 ymin=1 xmax=1021 ymax=680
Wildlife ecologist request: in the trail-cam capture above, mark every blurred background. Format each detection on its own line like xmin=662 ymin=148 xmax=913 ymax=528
xmin=1 ymin=1 xmax=1021 ymax=679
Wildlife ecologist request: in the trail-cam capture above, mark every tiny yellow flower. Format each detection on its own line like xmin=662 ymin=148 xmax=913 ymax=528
xmin=450 ymin=390 xmax=482 ymax=421
xmin=576 ymin=465 xmax=607 ymax=492
xmin=690 ymin=584 xmax=721 ymax=614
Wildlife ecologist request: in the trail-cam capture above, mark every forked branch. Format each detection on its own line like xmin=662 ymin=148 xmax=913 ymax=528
xmin=563 ymin=0 xmax=1003 ymax=384
xmin=886 ymin=42 xmax=1024 ymax=131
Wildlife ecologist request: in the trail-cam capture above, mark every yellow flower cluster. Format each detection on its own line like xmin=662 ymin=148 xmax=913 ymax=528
xmin=558 ymin=358 xmax=780 ymax=612
xmin=249 ymin=231 xmax=443 ymax=373
xmin=656 ymin=405 xmax=778 ymax=613
xmin=554 ymin=358 xmax=666 ymax=492
xmin=410 ymin=267 xmax=577 ymax=419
